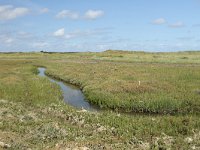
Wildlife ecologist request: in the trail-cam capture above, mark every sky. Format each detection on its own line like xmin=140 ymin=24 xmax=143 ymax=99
xmin=0 ymin=0 xmax=200 ymax=52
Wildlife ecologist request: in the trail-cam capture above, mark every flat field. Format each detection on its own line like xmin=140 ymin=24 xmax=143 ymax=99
xmin=0 ymin=50 xmax=200 ymax=149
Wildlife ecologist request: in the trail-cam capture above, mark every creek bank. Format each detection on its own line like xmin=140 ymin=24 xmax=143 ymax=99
xmin=38 ymin=67 xmax=98 ymax=111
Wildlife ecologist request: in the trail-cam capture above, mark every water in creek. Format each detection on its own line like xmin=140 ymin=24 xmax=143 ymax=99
xmin=38 ymin=67 xmax=98 ymax=111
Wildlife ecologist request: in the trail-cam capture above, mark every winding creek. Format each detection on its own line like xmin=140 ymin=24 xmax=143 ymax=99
xmin=38 ymin=67 xmax=98 ymax=111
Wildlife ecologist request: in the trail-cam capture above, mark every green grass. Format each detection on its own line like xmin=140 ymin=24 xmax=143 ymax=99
xmin=37 ymin=51 xmax=200 ymax=114
xmin=0 ymin=50 xmax=200 ymax=149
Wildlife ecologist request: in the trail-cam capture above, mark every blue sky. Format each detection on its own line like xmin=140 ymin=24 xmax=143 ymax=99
xmin=0 ymin=0 xmax=200 ymax=52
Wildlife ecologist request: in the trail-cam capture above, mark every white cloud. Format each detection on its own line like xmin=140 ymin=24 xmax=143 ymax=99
xmin=64 ymin=28 xmax=110 ymax=40
xmin=193 ymin=24 xmax=200 ymax=27
xmin=152 ymin=18 xmax=166 ymax=25
xmin=169 ymin=21 xmax=184 ymax=28
xmin=53 ymin=28 xmax=65 ymax=37
xmin=32 ymin=42 xmax=49 ymax=48
xmin=65 ymin=30 xmax=94 ymax=39
xmin=0 ymin=5 xmax=29 ymax=21
xmin=0 ymin=34 xmax=15 ymax=45
xmin=84 ymin=10 xmax=104 ymax=20
xmin=56 ymin=10 xmax=79 ymax=19
xmin=4 ymin=38 xmax=14 ymax=44
xmin=40 ymin=8 xmax=49 ymax=14
xmin=55 ymin=9 xmax=104 ymax=20
xmin=177 ymin=36 xmax=194 ymax=41
xmin=17 ymin=31 xmax=33 ymax=39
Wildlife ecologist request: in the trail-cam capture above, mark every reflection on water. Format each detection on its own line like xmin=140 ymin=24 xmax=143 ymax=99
xmin=38 ymin=67 xmax=97 ymax=111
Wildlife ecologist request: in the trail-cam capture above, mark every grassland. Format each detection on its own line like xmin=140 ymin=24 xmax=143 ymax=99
xmin=0 ymin=50 xmax=200 ymax=149
xmin=39 ymin=51 xmax=200 ymax=114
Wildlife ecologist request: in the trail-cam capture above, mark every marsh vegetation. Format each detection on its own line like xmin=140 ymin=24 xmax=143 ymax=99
xmin=0 ymin=50 xmax=200 ymax=149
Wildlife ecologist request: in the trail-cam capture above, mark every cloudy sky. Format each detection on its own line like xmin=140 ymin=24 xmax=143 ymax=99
xmin=0 ymin=0 xmax=200 ymax=52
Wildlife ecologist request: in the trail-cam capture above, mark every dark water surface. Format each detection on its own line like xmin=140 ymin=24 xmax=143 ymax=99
xmin=38 ymin=67 xmax=97 ymax=111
